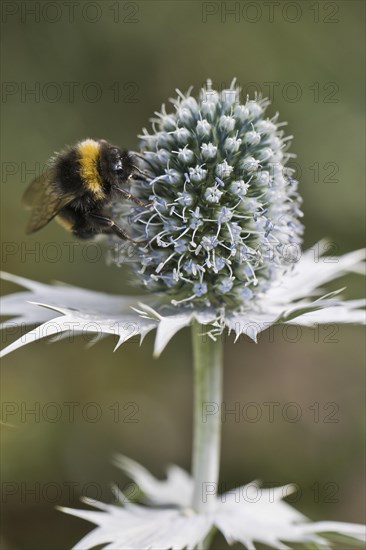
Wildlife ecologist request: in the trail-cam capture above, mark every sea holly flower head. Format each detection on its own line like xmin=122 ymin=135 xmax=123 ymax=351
xmin=113 ymin=79 xmax=303 ymax=310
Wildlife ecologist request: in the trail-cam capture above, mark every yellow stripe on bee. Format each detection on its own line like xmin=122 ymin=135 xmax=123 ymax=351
xmin=78 ymin=139 xmax=104 ymax=199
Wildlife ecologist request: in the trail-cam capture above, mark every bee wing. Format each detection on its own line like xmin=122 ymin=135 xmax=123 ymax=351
xmin=23 ymin=173 xmax=78 ymax=234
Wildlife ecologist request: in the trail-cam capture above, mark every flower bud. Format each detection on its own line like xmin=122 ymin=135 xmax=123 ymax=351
xmin=112 ymin=80 xmax=303 ymax=310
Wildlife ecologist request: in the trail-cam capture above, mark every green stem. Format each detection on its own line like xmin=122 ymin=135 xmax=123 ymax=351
xmin=191 ymin=322 xmax=223 ymax=517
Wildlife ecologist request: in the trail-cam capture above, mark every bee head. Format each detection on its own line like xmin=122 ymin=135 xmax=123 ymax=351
xmin=99 ymin=140 xmax=134 ymax=187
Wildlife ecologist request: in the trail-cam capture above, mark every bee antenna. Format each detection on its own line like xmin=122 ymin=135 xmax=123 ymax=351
xmin=132 ymin=152 xmax=155 ymax=170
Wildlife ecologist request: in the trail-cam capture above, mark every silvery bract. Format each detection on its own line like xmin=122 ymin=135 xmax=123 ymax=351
xmin=1 ymin=81 xmax=365 ymax=549
xmin=0 ymin=244 xmax=364 ymax=357
xmin=60 ymin=455 xmax=365 ymax=550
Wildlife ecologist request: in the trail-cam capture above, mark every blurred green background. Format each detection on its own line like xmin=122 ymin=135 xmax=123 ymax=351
xmin=1 ymin=1 xmax=365 ymax=548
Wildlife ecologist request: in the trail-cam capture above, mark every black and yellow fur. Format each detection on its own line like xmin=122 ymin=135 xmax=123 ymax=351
xmin=23 ymin=139 xmax=147 ymax=241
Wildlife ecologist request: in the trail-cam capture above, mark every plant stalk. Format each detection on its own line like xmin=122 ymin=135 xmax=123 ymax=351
xmin=191 ymin=322 xmax=223 ymax=517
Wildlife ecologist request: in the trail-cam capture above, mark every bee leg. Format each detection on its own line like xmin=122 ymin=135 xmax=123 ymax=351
xmin=90 ymin=214 xmax=146 ymax=243
xmin=130 ymin=164 xmax=151 ymax=179
xmin=116 ymin=188 xmax=152 ymax=207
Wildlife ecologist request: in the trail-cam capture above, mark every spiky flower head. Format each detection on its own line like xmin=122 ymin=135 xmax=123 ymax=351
xmin=112 ymin=79 xmax=303 ymax=311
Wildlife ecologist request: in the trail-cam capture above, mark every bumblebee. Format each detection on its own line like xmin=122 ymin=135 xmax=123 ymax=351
xmin=23 ymin=139 xmax=149 ymax=241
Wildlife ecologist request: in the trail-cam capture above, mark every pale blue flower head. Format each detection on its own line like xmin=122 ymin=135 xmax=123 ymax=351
xmin=112 ymin=79 xmax=303 ymax=311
